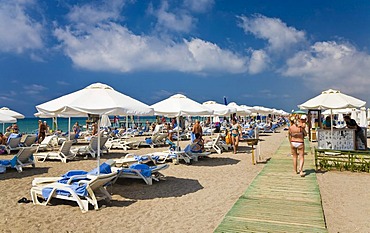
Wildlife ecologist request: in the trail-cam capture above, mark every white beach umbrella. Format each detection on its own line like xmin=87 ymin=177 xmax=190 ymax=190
xmin=227 ymin=102 xmax=250 ymax=116
xmin=0 ymin=113 xmax=17 ymax=123
xmin=0 ymin=107 xmax=25 ymax=119
xmin=151 ymin=94 xmax=213 ymax=150
xmin=299 ymin=89 xmax=366 ymax=149
xmin=36 ymin=83 xmax=153 ymax=116
xmin=36 ymin=82 xmax=154 ymax=173
xmin=151 ymin=94 xmax=213 ymax=117
xmin=202 ymin=101 xmax=236 ymax=116
xmin=0 ymin=107 xmax=24 ymax=133
xmin=298 ymin=89 xmax=366 ymax=110
xmin=359 ymin=107 xmax=367 ymax=127
xmin=100 ymin=115 xmax=111 ymax=128
xmin=0 ymin=113 xmax=17 ymax=133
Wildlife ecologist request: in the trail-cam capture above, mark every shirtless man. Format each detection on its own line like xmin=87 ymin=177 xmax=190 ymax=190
xmin=192 ymin=120 xmax=203 ymax=138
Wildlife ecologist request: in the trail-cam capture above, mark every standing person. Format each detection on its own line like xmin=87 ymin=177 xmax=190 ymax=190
xmin=230 ymin=118 xmax=242 ymax=154
xmin=38 ymin=120 xmax=46 ymax=143
xmin=288 ymin=116 xmax=307 ymax=177
xmin=191 ymin=120 xmax=203 ymax=142
xmin=344 ymin=115 xmax=366 ymax=150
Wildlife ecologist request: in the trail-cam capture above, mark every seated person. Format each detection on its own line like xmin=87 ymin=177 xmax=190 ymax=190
xmin=0 ymin=133 xmax=7 ymax=145
xmin=323 ymin=116 xmax=335 ymax=129
xmin=190 ymin=133 xmax=204 ymax=153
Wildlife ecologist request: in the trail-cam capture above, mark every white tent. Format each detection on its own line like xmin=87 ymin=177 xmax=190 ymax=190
xmin=202 ymin=101 xmax=236 ymax=116
xmin=151 ymin=94 xmax=213 ymax=150
xmin=35 ymin=82 xmax=154 ymax=173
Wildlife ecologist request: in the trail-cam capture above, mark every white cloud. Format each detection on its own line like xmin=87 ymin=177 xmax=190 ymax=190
xmin=23 ymin=84 xmax=47 ymax=95
xmin=283 ymin=41 xmax=370 ymax=94
xmin=248 ymin=49 xmax=269 ymax=74
xmin=238 ymin=14 xmax=306 ymax=52
xmin=54 ymin=22 xmax=248 ymax=74
xmin=151 ymin=1 xmax=195 ymax=33
xmin=0 ymin=0 xmax=43 ymax=54
xmin=67 ymin=0 xmax=125 ymax=27
xmin=183 ymin=0 xmax=214 ymax=13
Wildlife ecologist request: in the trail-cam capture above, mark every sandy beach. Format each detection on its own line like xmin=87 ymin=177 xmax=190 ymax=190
xmin=0 ymin=130 xmax=369 ymax=233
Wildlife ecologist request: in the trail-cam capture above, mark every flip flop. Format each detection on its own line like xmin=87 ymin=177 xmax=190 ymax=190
xmin=18 ymin=197 xmax=31 ymax=203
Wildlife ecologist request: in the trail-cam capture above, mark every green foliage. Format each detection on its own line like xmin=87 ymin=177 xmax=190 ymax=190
xmin=316 ymin=150 xmax=370 ymax=173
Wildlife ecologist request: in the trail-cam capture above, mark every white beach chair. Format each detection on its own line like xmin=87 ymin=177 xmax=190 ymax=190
xmin=74 ymin=136 xmax=109 ymax=158
xmin=36 ymin=135 xmax=59 ymax=152
xmin=30 ymin=171 xmax=118 ymax=213
xmin=0 ymin=145 xmax=38 ymax=172
xmin=21 ymin=134 xmax=37 ymax=147
xmin=35 ymin=140 xmax=76 ymax=163
xmin=203 ymin=133 xmax=223 ymax=154
xmin=111 ymin=163 xmax=169 ymax=185
xmin=5 ymin=136 xmax=22 ymax=154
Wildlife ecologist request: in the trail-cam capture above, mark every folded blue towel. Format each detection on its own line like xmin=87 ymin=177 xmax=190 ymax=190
xmin=42 ymin=162 xmax=112 ymax=199
xmin=125 ymin=163 xmax=152 ymax=177
xmin=0 ymin=156 xmax=20 ymax=168
xmin=42 ymin=183 xmax=88 ymax=199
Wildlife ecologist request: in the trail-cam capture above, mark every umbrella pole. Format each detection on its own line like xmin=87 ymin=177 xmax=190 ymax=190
xmin=177 ymin=116 xmax=180 ymax=151
xmin=2 ymin=123 xmax=4 ymax=134
xmin=97 ymin=116 xmax=101 ymax=175
xmin=68 ymin=117 xmax=71 ymax=140
xmin=330 ymin=109 xmax=334 ymax=149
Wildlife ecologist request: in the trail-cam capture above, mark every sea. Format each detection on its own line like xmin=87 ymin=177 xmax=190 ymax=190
xmin=3 ymin=116 xmax=161 ymax=134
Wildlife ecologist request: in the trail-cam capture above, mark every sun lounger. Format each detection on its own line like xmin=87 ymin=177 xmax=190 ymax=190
xmin=105 ymin=138 xmax=140 ymax=151
xmin=114 ymin=153 xmax=159 ymax=166
xmin=36 ymin=135 xmax=59 ymax=152
xmin=73 ymin=136 xmax=109 ymax=158
xmin=111 ymin=163 xmax=169 ymax=185
xmin=30 ymin=161 xmax=118 ymax=213
xmin=203 ymin=133 xmax=223 ymax=154
xmin=21 ymin=134 xmax=37 ymax=147
xmin=34 ymin=140 xmax=76 ymax=163
xmin=0 ymin=145 xmax=38 ymax=172
xmin=5 ymin=135 xmax=22 ymax=154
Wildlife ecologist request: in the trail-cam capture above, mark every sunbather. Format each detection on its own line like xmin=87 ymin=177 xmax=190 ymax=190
xmin=190 ymin=133 xmax=204 ymax=153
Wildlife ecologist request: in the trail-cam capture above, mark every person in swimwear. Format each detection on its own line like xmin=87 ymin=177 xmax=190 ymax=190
xmin=288 ymin=115 xmax=307 ymax=177
xmin=190 ymin=133 xmax=204 ymax=153
xmin=230 ymin=118 xmax=242 ymax=154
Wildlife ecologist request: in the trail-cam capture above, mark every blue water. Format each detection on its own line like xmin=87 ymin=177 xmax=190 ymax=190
xmin=2 ymin=116 xmax=163 ymax=134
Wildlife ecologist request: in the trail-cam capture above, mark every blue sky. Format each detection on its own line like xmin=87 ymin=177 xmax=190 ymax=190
xmin=1 ymin=0 xmax=370 ymax=117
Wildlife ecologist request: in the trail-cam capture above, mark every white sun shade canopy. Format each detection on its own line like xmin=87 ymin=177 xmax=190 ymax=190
xmin=0 ymin=107 xmax=25 ymax=119
xmin=0 ymin=113 xmax=17 ymax=123
xmin=202 ymin=101 xmax=237 ymax=116
xmin=299 ymin=89 xmax=366 ymax=110
xmin=227 ymin=102 xmax=251 ymax=116
xmin=151 ymin=94 xmax=213 ymax=117
xmin=36 ymin=83 xmax=154 ymax=116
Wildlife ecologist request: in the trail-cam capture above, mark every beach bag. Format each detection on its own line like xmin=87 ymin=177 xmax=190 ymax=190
xmin=225 ymin=133 xmax=231 ymax=144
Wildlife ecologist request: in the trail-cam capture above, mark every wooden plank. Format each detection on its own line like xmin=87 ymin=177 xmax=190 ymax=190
xmin=214 ymin=138 xmax=328 ymax=232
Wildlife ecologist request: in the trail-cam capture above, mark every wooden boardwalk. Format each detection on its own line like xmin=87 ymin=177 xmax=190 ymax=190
xmin=215 ymin=139 xmax=327 ymax=233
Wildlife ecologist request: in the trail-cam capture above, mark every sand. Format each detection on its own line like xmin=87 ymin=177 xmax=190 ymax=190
xmin=0 ymin=130 xmax=369 ymax=233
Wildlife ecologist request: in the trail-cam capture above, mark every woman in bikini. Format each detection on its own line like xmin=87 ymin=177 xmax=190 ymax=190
xmin=230 ymin=118 xmax=242 ymax=154
xmin=288 ymin=116 xmax=307 ymax=177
